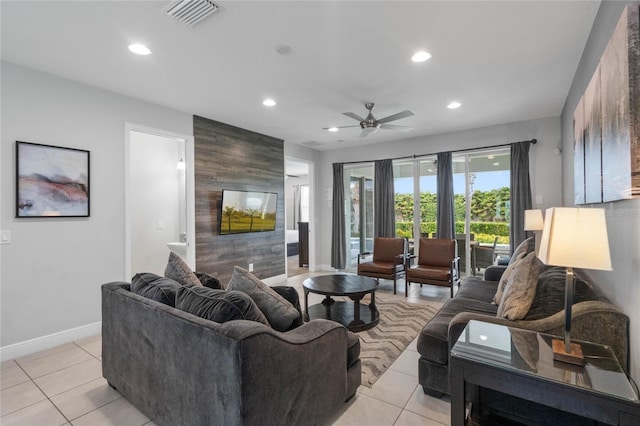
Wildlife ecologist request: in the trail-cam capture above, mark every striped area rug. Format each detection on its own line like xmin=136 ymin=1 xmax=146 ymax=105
xmin=358 ymin=299 xmax=443 ymax=387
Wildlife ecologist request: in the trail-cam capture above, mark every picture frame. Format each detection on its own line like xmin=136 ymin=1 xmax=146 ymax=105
xmin=16 ymin=141 xmax=90 ymax=218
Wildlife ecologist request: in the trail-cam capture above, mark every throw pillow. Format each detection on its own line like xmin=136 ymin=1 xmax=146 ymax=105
xmin=492 ymin=251 xmax=527 ymax=305
xmin=165 ymin=252 xmax=201 ymax=287
xmin=131 ymin=272 xmax=181 ymax=307
xmin=227 ymin=266 xmax=299 ymax=332
xmin=195 ymin=272 xmax=222 ymax=290
xmin=176 ymin=285 xmax=269 ymax=325
xmin=509 ymin=237 xmax=534 ymax=267
xmin=496 ymin=252 xmax=542 ymax=320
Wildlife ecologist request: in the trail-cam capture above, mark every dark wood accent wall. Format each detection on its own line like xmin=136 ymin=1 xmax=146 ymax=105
xmin=194 ymin=115 xmax=285 ymax=284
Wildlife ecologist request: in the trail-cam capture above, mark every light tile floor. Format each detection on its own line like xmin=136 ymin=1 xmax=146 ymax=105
xmin=0 ymin=272 xmax=452 ymax=426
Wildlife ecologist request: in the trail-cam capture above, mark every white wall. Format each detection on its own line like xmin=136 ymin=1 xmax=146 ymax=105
xmin=1 ymin=62 xmax=193 ymax=350
xmin=130 ymin=132 xmax=184 ymax=275
xmin=560 ymin=1 xmax=640 ymax=383
xmin=284 ymin=175 xmax=309 ymax=230
xmin=314 ymin=116 xmax=563 ymax=269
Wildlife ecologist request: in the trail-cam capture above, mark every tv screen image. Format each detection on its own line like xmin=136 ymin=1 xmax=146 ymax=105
xmin=220 ymin=190 xmax=278 ymax=234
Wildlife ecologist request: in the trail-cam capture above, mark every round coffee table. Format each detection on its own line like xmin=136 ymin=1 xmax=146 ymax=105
xmin=302 ymin=274 xmax=379 ymax=332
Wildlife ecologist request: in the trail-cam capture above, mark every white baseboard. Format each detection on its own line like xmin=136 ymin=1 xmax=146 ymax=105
xmin=0 ymin=321 xmax=102 ymax=362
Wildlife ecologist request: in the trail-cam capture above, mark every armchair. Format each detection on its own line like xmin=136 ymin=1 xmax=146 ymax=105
xmin=406 ymin=238 xmax=459 ymax=297
xmin=475 ymin=236 xmax=498 ymax=271
xmin=357 ymin=237 xmax=407 ymax=295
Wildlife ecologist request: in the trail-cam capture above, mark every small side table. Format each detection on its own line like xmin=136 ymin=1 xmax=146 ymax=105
xmin=450 ymin=320 xmax=640 ymax=425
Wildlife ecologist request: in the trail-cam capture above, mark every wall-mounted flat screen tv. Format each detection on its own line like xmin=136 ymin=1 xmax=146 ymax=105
xmin=220 ymin=190 xmax=278 ymax=234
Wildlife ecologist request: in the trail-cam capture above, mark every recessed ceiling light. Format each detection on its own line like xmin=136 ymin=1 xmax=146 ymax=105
xmin=262 ymin=98 xmax=276 ymax=107
xmin=411 ymin=50 xmax=431 ymax=62
xmin=328 ymin=127 xmax=339 ymax=132
xmin=128 ymin=43 xmax=151 ymax=55
xmin=487 ymin=155 xmax=495 ymax=159
xmin=493 ymin=162 xmax=500 ymax=166
xmin=447 ymin=101 xmax=462 ymax=109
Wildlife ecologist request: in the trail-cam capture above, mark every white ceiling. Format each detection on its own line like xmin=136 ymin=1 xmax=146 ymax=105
xmin=1 ymin=1 xmax=600 ymax=151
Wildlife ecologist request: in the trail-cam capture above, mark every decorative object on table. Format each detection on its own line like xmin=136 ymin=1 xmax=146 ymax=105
xmin=15 ymin=141 xmax=90 ymax=217
xmin=537 ymin=207 xmax=612 ymax=365
xmin=573 ymin=3 xmax=640 ymax=204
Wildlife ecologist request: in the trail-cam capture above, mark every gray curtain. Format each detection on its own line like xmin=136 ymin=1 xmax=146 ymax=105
xmin=374 ymin=159 xmax=395 ymax=238
xmin=331 ymin=163 xmax=347 ymax=269
xmin=436 ymin=152 xmax=455 ymax=239
xmin=293 ymin=184 xmax=301 ymax=229
xmin=510 ymin=141 xmax=533 ymax=253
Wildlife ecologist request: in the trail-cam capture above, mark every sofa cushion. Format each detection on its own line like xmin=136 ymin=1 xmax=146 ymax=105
xmin=176 ymin=285 xmax=269 ymax=325
xmin=227 ymin=266 xmax=299 ymax=332
xmin=165 ymin=252 xmax=201 ymax=287
xmin=492 ymin=251 xmax=526 ymax=304
xmin=497 ymin=252 xmax=542 ymax=320
xmin=195 ymin=272 xmax=222 ymax=290
xmin=418 ymin=298 xmax=498 ymax=365
xmin=131 ymin=273 xmax=181 ymax=307
xmin=525 ymin=267 xmax=599 ymax=320
xmin=455 ymin=276 xmax=499 ymax=303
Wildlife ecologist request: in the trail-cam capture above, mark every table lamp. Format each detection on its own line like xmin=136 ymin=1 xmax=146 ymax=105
xmin=537 ymin=207 xmax=612 ymax=365
xmin=524 ymin=209 xmax=544 ymax=254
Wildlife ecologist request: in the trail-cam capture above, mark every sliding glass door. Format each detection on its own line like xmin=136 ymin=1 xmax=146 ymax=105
xmin=453 ymin=149 xmax=511 ymax=275
xmin=345 ymin=164 xmax=374 ymax=266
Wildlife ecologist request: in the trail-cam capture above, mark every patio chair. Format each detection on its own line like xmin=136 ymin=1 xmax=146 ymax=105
xmin=475 ymin=236 xmax=499 ymax=271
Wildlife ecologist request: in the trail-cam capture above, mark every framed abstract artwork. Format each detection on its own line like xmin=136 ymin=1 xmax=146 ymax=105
xmin=573 ymin=3 xmax=640 ymax=204
xmin=16 ymin=141 xmax=90 ymax=217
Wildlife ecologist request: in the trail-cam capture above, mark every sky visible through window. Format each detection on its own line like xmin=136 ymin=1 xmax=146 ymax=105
xmin=394 ymin=170 xmax=510 ymax=194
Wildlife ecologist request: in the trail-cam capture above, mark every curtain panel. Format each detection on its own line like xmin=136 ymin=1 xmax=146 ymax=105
xmin=510 ymin=141 xmax=533 ymax=253
xmin=331 ymin=163 xmax=347 ymax=269
xmin=374 ymin=159 xmax=396 ymax=238
xmin=436 ymin=152 xmax=456 ymax=239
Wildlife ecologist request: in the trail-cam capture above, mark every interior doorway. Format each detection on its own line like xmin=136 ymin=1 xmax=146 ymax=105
xmin=124 ymin=123 xmax=195 ymax=280
xmin=285 ymin=157 xmax=315 ymax=276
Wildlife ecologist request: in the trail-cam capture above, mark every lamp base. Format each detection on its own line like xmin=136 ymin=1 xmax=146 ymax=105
xmin=552 ymin=339 xmax=584 ymax=366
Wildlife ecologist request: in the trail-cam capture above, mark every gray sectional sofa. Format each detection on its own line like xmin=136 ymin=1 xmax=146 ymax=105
xmin=102 ymin=281 xmax=361 ymax=426
xmin=417 ymin=265 xmax=630 ymax=398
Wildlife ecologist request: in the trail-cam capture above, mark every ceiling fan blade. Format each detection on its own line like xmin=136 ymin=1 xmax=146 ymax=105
xmin=377 ymin=110 xmax=415 ymax=124
xmin=322 ymin=125 xmax=360 ymax=130
xmin=342 ymin=112 xmax=366 ymax=122
xmin=379 ymin=124 xmax=413 ymax=132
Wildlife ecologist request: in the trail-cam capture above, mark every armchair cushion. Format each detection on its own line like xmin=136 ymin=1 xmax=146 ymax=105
xmin=418 ymin=238 xmax=455 ymax=267
xmin=407 ymin=265 xmax=450 ymax=281
xmin=227 ymin=266 xmax=300 ymax=332
xmin=358 ymin=261 xmax=403 ymax=275
xmin=372 ymin=237 xmax=406 ymax=263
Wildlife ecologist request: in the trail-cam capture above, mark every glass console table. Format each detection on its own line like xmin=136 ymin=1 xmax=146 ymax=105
xmin=450 ymin=320 xmax=640 ymax=425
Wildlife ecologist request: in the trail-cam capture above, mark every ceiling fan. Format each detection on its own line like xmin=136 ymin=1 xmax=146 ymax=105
xmin=325 ymin=102 xmax=415 ymax=138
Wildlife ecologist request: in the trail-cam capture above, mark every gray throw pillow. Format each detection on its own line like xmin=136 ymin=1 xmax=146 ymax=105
xmin=165 ymin=252 xmax=201 ymax=287
xmin=227 ymin=266 xmax=299 ymax=332
xmin=131 ymin=272 xmax=181 ymax=307
xmin=497 ymin=252 xmax=542 ymax=320
xmin=509 ymin=237 xmax=534 ymax=266
xmin=176 ymin=285 xmax=269 ymax=325
xmin=492 ymin=251 xmax=527 ymax=305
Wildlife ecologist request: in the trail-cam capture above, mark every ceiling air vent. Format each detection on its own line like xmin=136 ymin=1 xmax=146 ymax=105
xmin=162 ymin=0 xmax=219 ymax=27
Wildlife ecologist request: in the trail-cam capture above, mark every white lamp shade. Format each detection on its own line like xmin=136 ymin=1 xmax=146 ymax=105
xmin=537 ymin=207 xmax=612 ymax=270
xmin=524 ymin=209 xmax=544 ymax=231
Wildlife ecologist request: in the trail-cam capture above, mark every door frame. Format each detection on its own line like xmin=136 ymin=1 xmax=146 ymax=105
xmin=285 ymin=156 xmax=316 ymax=272
xmin=124 ymin=122 xmax=195 ymax=280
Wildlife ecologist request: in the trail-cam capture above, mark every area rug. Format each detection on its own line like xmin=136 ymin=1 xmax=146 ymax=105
xmin=358 ymin=299 xmax=443 ymax=387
